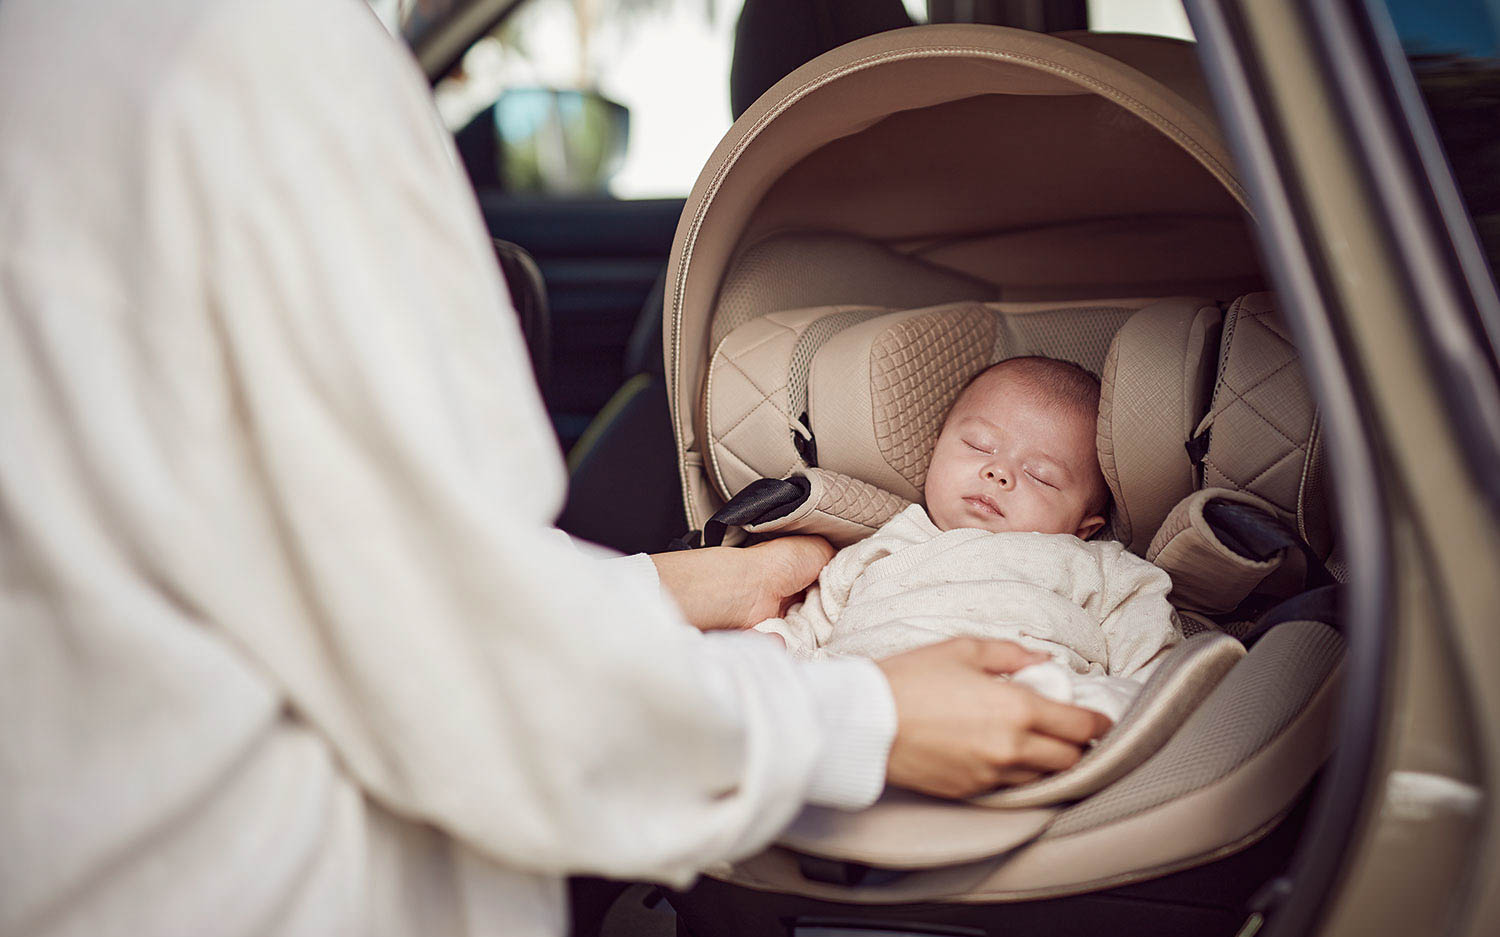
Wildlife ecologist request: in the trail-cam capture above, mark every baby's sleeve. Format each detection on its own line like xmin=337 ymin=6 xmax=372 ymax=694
xmin=753 ymin=588 xmax=838 ymax=658
xmin=751 ymin=534 xmax=885 ymax=656
xmin=1097 ymin=549 xmax=1182 ymax=679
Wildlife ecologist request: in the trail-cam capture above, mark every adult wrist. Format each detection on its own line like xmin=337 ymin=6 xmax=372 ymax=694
xmin=798 ymin=656 xmax=896 ymax=809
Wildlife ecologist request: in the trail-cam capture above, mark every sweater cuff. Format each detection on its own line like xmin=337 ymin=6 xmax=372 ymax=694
xmin=608 ymin=552 xmax=660 ymax=589
xmin=797 ymin=656 xmax=895 ymax=810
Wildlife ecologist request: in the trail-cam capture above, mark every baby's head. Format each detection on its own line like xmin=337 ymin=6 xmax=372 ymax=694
xmin=923 ymin=356 xmax=1109 ymax=538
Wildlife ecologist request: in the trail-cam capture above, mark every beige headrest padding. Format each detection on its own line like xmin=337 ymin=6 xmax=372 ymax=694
xmin=808 ymin=300 xmax=1146 ymax=502
xmin=706 ymin=304 xmax=894 ymax=499
xmin=1197 ymin=293 xmax=1333 ymax=558
xmin=808 ymin=303 xmax=998 ymax=502
xmin=708 ymin=298 xmax=1148 ymax=508
xmin=1097 ymin=298 xmax=1223 ymax=554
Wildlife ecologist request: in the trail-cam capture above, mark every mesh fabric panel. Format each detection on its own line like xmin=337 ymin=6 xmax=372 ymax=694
xmin=1043 ymin=620 xmax=1342 ymax=838
xmin=994 ymin=306 xmax=1136 ymax=373
xmin=787 ymin=307 xmax=892 ymax=419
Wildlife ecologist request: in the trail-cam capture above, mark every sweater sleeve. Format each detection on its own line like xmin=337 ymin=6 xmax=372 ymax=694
xmin=142 ymin=0 xmax=886 ymax=886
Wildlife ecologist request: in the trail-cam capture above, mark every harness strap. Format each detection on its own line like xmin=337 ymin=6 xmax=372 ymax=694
xmin=672 ymin=476 xmax=815 ymax=550
xmin=1202 ymin=499 xmax=1335 ymax=589
xmin=1200 ymin=499 xmax=1341 ymax=645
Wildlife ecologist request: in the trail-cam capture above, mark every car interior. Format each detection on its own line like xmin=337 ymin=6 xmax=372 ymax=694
xmin=417 ymin=0 xmax=1498 ymax=935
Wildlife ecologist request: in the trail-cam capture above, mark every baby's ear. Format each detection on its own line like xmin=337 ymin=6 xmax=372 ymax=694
xmin=1075 ymin=514 xmax=1106 ymax=540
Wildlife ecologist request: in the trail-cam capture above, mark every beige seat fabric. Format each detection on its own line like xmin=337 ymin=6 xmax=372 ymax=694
xmin=693 ymin=291 xmax=1339 ymax=892
xmin=1096 ymin=298 xmax=1224 ymax=554
xmin=1195 ymin=293 xmax=1333 ymax=558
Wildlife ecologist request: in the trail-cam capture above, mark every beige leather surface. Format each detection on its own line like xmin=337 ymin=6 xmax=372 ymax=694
xmin=1097 ymin=298 xmax=1222 ymax=554
xmin=706 ymin=305 xmax=890 ymax=498
xmin=720 ymin=622 xmax=1342 ymax=903
xmin=1198 ymin=293 xmax=1332 ymax=556
xmin=970 ymin=632 xmax=1245 ymax=809
xmin=751 ymin=636 xmax=1243 ymax=869
xmin=1148 ymin=488 xmax=1288 ymax=613
xmin=712 ymin=233 xmax=997 ymax=350
xmin=666 ymin=25 xmax=1253 ymax=528
xmin=777 ymin=790 xmax=1057 ymax=871
xmin=897 ymin=216 xmax=1262 ymax=302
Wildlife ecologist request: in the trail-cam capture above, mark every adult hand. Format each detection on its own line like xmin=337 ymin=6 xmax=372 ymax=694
xmin=650 ymin=536 xmax=835 ymax=631
xmin=877 ymin=638 xmax=1113 ymax=798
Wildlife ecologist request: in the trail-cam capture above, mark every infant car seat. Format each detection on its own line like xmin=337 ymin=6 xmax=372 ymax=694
xmin=658 ymin=25 xmax=1344 ymax=937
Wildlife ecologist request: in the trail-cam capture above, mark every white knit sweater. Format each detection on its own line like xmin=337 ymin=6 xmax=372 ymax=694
xmin=756 ymin=506 xmax=1182 ymax=718
xmin=0 ymin=2 xmax=895 ymax=935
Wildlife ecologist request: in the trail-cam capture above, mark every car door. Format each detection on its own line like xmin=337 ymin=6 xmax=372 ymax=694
xmin=1184 ymin=1 xmax=1500 ymax=936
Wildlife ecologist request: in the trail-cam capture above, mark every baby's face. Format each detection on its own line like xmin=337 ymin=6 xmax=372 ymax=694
xmin=923 ymin=369 xmax=1107 ymax=538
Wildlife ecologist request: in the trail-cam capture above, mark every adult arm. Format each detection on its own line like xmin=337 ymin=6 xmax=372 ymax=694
xmin=648 ymin=537 xmax=834 ymax=631
xmin=137 ymin=0 xmax=896 ymax=886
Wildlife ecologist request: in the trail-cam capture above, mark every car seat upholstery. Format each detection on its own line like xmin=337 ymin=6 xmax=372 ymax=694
xmin=659 ymin=24 xmax=1346 ymax=929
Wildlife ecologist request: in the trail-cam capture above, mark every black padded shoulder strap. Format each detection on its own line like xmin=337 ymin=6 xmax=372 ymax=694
xmin=1202 ymin=499 xmax=1335 ymax=589
xmin=1202 ymin=499 xmax=1342 ymax=645
xmin=675 ymin=476 xmax=815 ymax=549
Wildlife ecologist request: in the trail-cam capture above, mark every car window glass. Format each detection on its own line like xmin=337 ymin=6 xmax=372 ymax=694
xmin=1373 ymin=0 xmax=1500 ymax=283
xmin=436 ymin=0 xmax=746 ymax=199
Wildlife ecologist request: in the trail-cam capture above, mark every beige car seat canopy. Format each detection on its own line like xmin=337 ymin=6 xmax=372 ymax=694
xmin=666 ymin=24 xmax=1260 ymax=530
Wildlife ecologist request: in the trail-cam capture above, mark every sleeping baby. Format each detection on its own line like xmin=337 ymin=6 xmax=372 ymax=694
xmin=754 ymin=356 xmax=1180 ymax=721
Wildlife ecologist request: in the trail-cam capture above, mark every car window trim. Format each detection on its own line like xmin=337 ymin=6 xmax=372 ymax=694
xmin=1331 ymin=0 xmax=1500 ymax=517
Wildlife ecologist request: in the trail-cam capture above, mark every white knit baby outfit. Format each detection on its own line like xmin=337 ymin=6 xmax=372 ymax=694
xmin=755 ymin=505 xmax=1181 ymax=720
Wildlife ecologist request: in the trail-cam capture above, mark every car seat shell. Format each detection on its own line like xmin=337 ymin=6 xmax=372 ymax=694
xmin=660 ymin=20 xmax=1342 ymax=923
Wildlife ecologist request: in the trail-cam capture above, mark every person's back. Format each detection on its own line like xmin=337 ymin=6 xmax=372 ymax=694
xmin=2 ymin=2 xmax=628 ymax=933
xmin=0 ymin=2 xmax=492 ymax=934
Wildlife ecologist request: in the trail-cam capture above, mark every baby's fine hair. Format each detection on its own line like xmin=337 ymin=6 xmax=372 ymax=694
xmin=957 ymin=355 xmax=1102 ymax=415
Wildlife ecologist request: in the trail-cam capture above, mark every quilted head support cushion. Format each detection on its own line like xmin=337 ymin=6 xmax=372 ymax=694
xmin=1193 ymin=293 xmax=1334 ymax=558
xmin=706 ymin=298 xmax=1171 ymax=510
xmin=1096 ymin=298 xmax=1225 ymax=554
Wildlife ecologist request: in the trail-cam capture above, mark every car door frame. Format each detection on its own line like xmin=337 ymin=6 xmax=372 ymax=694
xmin=1186 ymin=2 xmax=1500 ymax=937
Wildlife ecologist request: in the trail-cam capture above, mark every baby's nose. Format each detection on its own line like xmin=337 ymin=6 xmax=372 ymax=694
xmin=983 ymin=466 xmax=1013 ymax=488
